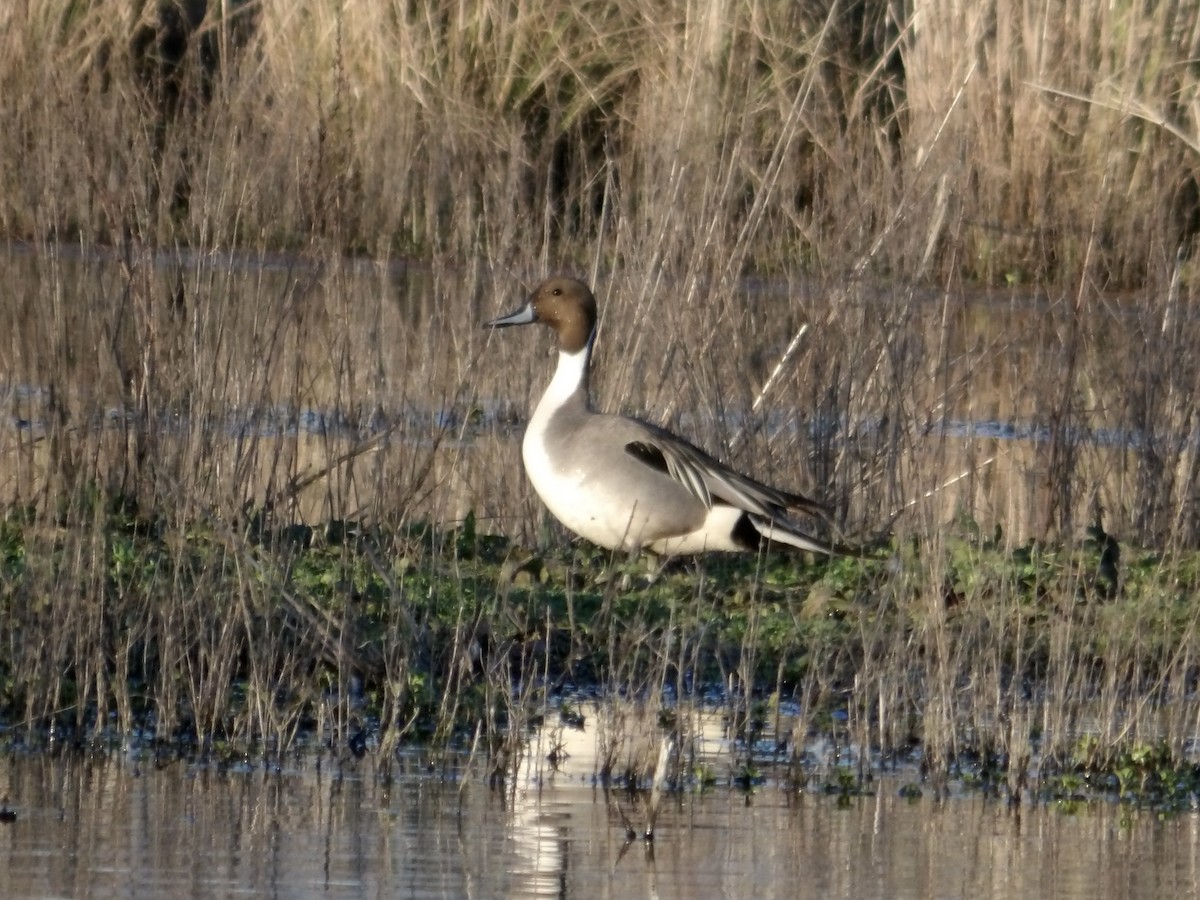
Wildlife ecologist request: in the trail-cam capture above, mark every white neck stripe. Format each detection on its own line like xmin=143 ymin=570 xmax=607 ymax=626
xmin=541 ymin=345 xmax=590 ymax=410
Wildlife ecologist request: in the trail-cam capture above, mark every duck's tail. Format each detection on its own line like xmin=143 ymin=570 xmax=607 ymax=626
xmin=747 ymin=513 xmax=888 ymax=558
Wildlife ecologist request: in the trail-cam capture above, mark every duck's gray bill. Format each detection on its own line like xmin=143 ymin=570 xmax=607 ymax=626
xmin=486 ymin=303 xmax=536 ymax=328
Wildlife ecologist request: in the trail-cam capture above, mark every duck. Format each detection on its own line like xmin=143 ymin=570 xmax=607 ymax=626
xmin=487 ymin=276 xmax=842 ymax=557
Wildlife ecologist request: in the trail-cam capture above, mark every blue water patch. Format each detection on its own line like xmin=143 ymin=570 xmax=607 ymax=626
xmin=2 ymin=382 xmax=1195 ymax=453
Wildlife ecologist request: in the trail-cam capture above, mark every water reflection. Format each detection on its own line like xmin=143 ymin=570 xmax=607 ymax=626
xmin=0 ymin=747 xmax=1198 ymax=898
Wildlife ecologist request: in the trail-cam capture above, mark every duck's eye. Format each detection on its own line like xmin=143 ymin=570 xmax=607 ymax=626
xmin=552 ymin=288 xmax=562 ymax=296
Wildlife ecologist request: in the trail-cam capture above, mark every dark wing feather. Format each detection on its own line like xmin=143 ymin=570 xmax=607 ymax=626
xmin=624 ymin=429 xmax=829 ymax=522
xmin=625 ymin=440 xmax=713 ymax=508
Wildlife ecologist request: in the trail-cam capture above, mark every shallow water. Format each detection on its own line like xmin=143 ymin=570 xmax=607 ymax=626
xmin=2 ymin=741 xmax=1199 ymax=900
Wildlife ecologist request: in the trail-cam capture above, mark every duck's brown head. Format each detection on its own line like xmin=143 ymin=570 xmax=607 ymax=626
xmin=487 ymin=277 xmax=598 ymax=354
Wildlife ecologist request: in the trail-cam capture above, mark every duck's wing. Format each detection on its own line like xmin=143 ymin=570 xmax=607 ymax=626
xmin=624 ymin=429 xmax=830 ymax=522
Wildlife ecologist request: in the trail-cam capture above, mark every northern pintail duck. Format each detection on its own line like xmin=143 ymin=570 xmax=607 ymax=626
xmin=487 ymin=277 xmax=838 ymax=556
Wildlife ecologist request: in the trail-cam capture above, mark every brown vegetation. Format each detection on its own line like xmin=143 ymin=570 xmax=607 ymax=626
xmin=3 ymin=1 xmax=1198 ymax=281
xmin=0 ymin=1 xmax=1199 ymax=786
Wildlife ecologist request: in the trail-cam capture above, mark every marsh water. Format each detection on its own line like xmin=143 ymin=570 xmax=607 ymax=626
xmin=2 ymin=739 xmax=1198 ymax=900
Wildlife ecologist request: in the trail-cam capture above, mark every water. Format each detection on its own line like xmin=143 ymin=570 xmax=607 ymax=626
xmin=2 ymin=748 xmax=1197 ymax=899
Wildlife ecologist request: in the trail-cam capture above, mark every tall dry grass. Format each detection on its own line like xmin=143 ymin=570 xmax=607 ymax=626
xmin=3 ymin=1 xmax=1197 ymax=281
xmin=0 ymin=0 xmax=1198 ymax=784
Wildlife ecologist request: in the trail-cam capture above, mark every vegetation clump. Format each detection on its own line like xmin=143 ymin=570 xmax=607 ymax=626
xmin=2 ymin=1 xmax=1199 ymax=284
xmin=1 ymin=493 xmax=1199 ymax=810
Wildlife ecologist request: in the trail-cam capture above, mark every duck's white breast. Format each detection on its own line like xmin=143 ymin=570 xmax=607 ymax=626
xmin=522 ymin=423 xmax=648 ymax=551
